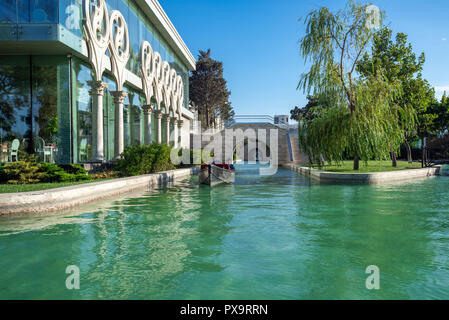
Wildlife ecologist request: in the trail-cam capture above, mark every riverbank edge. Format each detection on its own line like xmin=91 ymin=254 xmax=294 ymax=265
xmin=283 ymin=163 xmax=443 ymax=184
xmin=0 ymin=167 xmax=199 ymax=216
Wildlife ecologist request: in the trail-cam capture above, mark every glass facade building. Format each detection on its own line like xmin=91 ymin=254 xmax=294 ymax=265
xmin=0 ymin=0 xmax=195 ymax=164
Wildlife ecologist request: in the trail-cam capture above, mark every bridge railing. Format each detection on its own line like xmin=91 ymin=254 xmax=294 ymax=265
xmin=225 ymin=115 xmax=289 ymax=129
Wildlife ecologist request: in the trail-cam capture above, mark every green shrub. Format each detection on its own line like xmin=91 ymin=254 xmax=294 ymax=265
xmin=151 ymin=144 xmax=175 ymax=173
xmin=116 ymin=143 xmax=175 ymax=176
xmin=0 ymin=163 xmax=6 ymax=183
xmin=178 ymin=148 xmax=213 ymax=166
xmin=39 ymin=163 xmax=91 ymax=182
xmin=60 ymin=164 xmax=88 ymax=175
xmin=0 ymin=161 xmax=91 ymax=185
xmin=38 ymin=163 xmax=65 ymax=182
xmin=90 ymin=170 xmax=120 ymax=179
xmin=1 ymin=161 xmax=45 ymax=184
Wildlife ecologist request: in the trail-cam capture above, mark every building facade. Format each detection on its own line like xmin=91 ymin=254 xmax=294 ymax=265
xmin=0 ymin=0 xmax=195 ymax=164
xmin=274 ymin=115 xmax=289 ymax=125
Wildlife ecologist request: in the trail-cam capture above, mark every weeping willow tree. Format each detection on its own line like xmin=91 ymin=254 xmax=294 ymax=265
xmin=298 ymin=1 xmax=406 ymax=170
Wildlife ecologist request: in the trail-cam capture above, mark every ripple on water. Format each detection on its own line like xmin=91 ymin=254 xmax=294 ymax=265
xmin=0 ymin=164 xmax=449 ymax=299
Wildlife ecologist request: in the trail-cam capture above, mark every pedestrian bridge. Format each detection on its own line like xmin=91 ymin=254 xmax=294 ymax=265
xmin=192 ymin=115 xmax=307 ymax=164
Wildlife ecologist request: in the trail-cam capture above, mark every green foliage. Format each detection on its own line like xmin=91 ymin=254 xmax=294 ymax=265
xmin=38 ymin=163 xmax=91 ymax=183
xmin=290 ymin=96 xmax=321 ymax=122
xmin=59 ymin=164 xmax=88 ymax=175
xmin=0 ymin=162 xmax=91 ymax=184
xmin=189 ymin=49 xmax=233 ymax=128
xmin=357 ymin=27 xmax=428 ymax=165
xmin=151 ymin=144 xmax=176 ymax=173
xmin=90 ymin=170 xmax=120 ymax=180
xmin=116 ymin=143 xmax=175 ymax=176
xmin=0 ymin=163 xmax=6 ymax=183
xmin=0 ymin=161 xmax=45 ymax=184
xmin=177 ymin=148 xmax=213 ymax=166
xmin=298 ymin=1 xmax=407 ymax=169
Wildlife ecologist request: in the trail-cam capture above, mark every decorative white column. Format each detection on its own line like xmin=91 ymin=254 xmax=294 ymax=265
xmin=163 ymin=114 xmax=170 ymax=145
xmin=83 ymin=0 xmax=110 ymax=162
xmin=127 ymin=105 xmax=133 ymax=146
xmin=111 ymin=91 xmax=128 ymax=159
xmin=154 ymin=110 xmax=163 ymax=144
xmin=142 ymin=104 xmax=153 ymax=144
xmin=108 ymin=10 xmax=129 ymax=159
xmin=127 ymin=93 xmax=135 ymax=145
xmin=171 ymin=117 xmax=178 ymax=147
xmin=177 ymin=119 xmax=184 ymax=148
xmin=88 ymin=80 xmax=108 ymax=162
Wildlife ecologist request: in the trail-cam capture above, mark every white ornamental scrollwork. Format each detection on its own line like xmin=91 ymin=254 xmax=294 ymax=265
xmin=162 ymin=61 xmax=172 ymax=111
xmin=109 ymin=10 xmax=130 ymax=91
xmin=176 ymin=75 xmax=184 ymax=118
xmin=168 ymin=69 xmax=177 ymax=114
xmin=140 ymin=40 xmax=155 ymax=104
xmin=82 ymin=0 xmax=185 ymax=116
xmin=153 ymin=52 xmax=164 ymax=106
xmin=83 ymin=0 xmax=110 ymax=81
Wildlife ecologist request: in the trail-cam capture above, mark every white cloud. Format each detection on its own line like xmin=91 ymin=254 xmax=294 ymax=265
xmin=434 ymin=86 xmax=449 ymax=92
xmin=442 ymin=37 xmax=447 ymax=41
xmin=434 ymin=86 xmax=449 ymax=99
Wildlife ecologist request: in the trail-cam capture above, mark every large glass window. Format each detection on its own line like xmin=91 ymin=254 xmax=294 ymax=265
xmin=59 ymin=0 xmax=83 ymax=37
xmin=0 ymin=56 xmax=31 ymax=162
xmin=32 ymin=56 xmax=71 ymax=164
xmin=72 ymin=59 xmax=93 ymax=163
xmin=30 ymin=0 xmax=57 ymax=23
xmin=128 ymin=3 xmax=140 ymax=74
xmin=0 ymin=0 xmax=17 ymax=23
xmin=0 ymin=55 xmax=70 ymax=164
xmin=1 ymin=0 xmax=57 ymax=23
xmin=123 ymin=87 xmax=143 ymax=148
xmin=103 ymin=75 xmax=116 ymax=162
xmin=71 ymin=61 xmax=118 ymax=163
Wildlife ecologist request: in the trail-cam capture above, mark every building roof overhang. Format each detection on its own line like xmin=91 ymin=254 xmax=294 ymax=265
xmin=135 ymin=0 xmax=196 ymax=71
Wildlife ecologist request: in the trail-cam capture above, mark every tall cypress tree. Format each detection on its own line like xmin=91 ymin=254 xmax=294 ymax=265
xmin=189 ymin=49 xmax=232 ymax=129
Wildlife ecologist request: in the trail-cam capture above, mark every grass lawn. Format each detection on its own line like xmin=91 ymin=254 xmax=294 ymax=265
xmin=0 ymin=179 xmax=108 ymax=194
xmin=308 ymin=160 xmax=422 ymax=173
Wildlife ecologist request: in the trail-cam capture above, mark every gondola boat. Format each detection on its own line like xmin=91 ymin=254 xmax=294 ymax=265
xmin=198 ymin=163 xmax=236 ymax=186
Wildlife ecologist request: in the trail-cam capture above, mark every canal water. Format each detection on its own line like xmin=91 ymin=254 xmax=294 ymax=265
xmin=1 ymin=164 xmax=449 ymax=299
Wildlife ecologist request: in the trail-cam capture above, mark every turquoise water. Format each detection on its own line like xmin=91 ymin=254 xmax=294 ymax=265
xmin=1 ymin=164 xmax=449 ymax=299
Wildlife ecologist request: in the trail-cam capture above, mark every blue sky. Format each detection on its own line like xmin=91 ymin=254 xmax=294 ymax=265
xmin=160 ymin=0 xmax=449 ymax=119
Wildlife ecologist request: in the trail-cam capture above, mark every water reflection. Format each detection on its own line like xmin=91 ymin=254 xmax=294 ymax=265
xmin=0 ymin=166 xmax=449 ymax=299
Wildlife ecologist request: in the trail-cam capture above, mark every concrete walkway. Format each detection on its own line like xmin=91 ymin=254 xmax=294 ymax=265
xmin=0 ymin=167 xmax=198 ymax=216
xmin=284 ymin=164 xmax=443 ymax=184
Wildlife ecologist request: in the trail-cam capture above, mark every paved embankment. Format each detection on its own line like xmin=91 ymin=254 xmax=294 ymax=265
xmin=0 ymin=167 xmax=198 ymax=216
xmin=283 ymin=164 xmax=443 ymax=184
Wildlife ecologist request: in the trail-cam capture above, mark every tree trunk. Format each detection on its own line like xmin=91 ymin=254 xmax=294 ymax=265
xmin=404 ymin=140 xmax=412 ymax=164
xmin=205 ymin=106 xmax=210 ymax=129
xmin=389 ymin=143 xmax=397 ymax=167
xmin=353 ymin=154 xmax=359 ymax=171
xmin=421 ymin=136 xmax=425 ymax=168
xmin=391 ymin=151 xmax=397 ymax=167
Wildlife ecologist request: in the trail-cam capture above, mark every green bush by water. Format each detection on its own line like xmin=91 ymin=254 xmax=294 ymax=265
xmin=38 ymin=163 xmax=91 ymax=183
xmin=0 ymin=162 xmax=91 ymax=184
xmin=0 ymin=161 xmax=45 ymax=184
xmin=115 ymin=143 xmax=175 ymax=176
xmin=177 ymin=148 xmax=213 ymax=166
